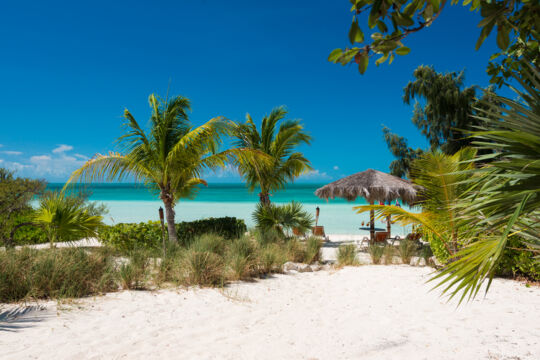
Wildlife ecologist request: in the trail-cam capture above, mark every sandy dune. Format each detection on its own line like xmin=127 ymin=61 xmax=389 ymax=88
xmin=1 ymin=266 xmax=539 ymax=360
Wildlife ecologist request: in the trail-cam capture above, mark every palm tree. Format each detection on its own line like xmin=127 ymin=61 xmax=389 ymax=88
xmin=354 ymin=147 xmax=478 ymax=262
xmin=67 ymin=94 xmax=264 ymax=243
xmin=253 ymin=201 xmax=314 ymax=237
xmin=232 ymin=106 xmax=312 ymax=205
xmin=34 ymin=191 xmax=104 ymax=248
xmin=430 ymin=62 xmax=540 ymax=302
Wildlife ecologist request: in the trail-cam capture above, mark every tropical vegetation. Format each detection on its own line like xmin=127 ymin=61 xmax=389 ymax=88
xmin=252 ymin=201 xmax=314 ymax=238
xmin=0 ymin=168 xmax=46 ymax=247
xmin=34 ymin=191 xmax=105 ymax=248
xmin=328 ymin=0 xmax=539 ymax=86
xmin=232 ymin=106 xmax=312 ymax=205
xmin=65 ymin=93 xmax=266 ymax=243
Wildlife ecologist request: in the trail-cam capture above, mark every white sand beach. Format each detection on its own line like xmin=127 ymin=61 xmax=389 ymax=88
xmin=2 ymin=266 xmax=539 ymax=360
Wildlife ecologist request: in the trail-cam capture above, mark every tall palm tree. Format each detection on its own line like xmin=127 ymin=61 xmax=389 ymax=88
xmin=232 ymin=106 xmax=312 ymax=205
xmin=66 ymin=94 xmax=264 ymax=243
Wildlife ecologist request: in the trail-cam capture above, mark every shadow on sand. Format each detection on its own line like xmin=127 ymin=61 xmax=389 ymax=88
xmin=0 ymin=305 xmax=52 ymax=332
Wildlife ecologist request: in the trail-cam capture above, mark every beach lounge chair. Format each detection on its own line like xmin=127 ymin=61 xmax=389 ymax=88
xmin=292 ymin=227 xmax=308 ymax=239
xmin=312 ymin=226 xmax=329 ymax=242
xmin=374 ymin=231 xmax=389 ymax=243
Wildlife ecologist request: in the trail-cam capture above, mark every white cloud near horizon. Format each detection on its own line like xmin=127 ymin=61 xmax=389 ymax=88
xmin=333 ymin=165 xmax=339 ymax=170
xmin=2 ymin=151 xmax=22 ymax=155
xmin=1 ymin=145 xmax=87 ymax=181
xmin=299 ymin=169 xmax=331 ymax=180
xmin=52 ymin=144 xmax=74 ymax=153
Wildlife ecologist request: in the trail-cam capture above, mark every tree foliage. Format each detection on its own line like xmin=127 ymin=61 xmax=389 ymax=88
xmin=253 ymin=201 xmax=314 ymax=237
xmin=383 ymin=66 xmax=486 ymax=177
xmin=355 ymin=147 xmax=478 ymax=261
xmin=232 ymin=106 xmax=312 ymax=205
xmin=329 ymin=0 xmax=539 ymax=84
xmin=0 ymin=168 xmax=46 ymax=247
xmin=67 ymin=94 xmax=266 ymax=243
xmin=432 ymin=62 xmax=540 ymax=302
xmin=382 ymin=126 xmax=423 ymax=177
xmin=34 ymin=191 xmax=106 ymax=248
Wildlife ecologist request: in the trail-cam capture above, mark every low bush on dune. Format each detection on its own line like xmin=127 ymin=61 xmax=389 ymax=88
xmin=190 ymin=233 xmax=228 ymax=256
xmin=118 ymin=249 xmax=153 ymax=290
xmin=100 ymin=217 xmax=247 ymax=251
xmin=258 ymin=244 xmax=287 ymax=274
xmin=368 ymin=244 xmax=385 ymax=265
xmin=0 ymin=247 xmax=117 ymax=302
xmin=226 ymin=236 xmax=257 ymax=280
xmin=182 ymin=249 xmax=224 ymax=286
xmin=304 ymin=236 xmax=322 ymax=264
xmin=397 ymin=240 xmax=417 ymax=265
xmin=285 ymin=238 xmax=306 ymax=263
xmin=383 ymin=245 xmax=395 ymax=265
xmin=337 ymin=244 xmax=358 ymax=267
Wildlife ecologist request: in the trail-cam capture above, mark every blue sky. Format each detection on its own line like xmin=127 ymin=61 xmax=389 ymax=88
xmin=0 ymin=1 xmax=500 ymax=182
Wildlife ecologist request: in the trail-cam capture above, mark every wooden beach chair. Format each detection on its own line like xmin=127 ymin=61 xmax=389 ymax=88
xmin=374 ymin=231 xmax=389 ymax=243
xmin=312 ymin=226 xmax=329 ymax=242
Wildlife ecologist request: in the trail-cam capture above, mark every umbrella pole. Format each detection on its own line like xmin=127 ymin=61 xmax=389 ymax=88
xmin=387 ymin=215 xmax=391 ymax=238
xmin=370 ymin=200 xmax=375 ymax=242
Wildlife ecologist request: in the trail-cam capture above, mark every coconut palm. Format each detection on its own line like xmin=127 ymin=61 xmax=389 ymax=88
xmin=431 ymin=62 xmax=540 ymax=303
xmin=354 ymin=147 xmax=478 ymax=262
xmin=34 ymin=191 xmax=104 ymax=248
xmin=66 ymin=94 xmax=265 ymax=243
xmin=232 ymin=106 xmax=312 ymax=205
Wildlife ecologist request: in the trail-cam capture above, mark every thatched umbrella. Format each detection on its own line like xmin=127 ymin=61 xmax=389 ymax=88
xmin=315 ymin=169 xmax=417 ymax=241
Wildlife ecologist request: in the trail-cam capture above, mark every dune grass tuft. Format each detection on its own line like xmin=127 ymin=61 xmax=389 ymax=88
xmin=336 ymin=244 xmax=358 ymax=267
xmin=0 ymin=247 xmax=117 ymax=302
xmin=368 ymin=244 xmax=385 ymax=265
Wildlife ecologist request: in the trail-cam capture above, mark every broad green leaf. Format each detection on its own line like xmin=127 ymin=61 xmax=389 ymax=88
xmin=395 ymin=46 xmax=411 ymax=55
xmin=375 ymin=53 xmax=389 ymax=66
xmin=349 ymin=21 xmax=364 ymax=44
xmin=328 ymin=48 xmax=343 ymax=62
xmin=496 ymin=25 xmax=510 ymax=50
xmin=376 ymin=20 xmax=388 ymax=33
xmin=357 ymin=54 xmax=369 ymax=74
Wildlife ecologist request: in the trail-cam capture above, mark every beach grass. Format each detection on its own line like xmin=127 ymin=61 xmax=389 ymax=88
xmin=336 ymin=244 xmax=358 ymax=267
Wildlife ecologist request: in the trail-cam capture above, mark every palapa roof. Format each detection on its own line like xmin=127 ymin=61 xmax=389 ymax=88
xmin=315 ymin=169 xmax=418 ymax=204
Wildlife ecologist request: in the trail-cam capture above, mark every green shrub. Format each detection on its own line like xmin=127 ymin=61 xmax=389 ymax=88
xmin=286 ymin=238 xmax=306 ymax=262
xmin=100 ymin=217 xmax=247 ymax=251
xmin=252 ymin=227 xmax=285 ymax=246
xmin=155 ymin=244 xmax=185 ymax=286
xmin=118 ymin=250 xmax=152 ymax=290
xmin=497 ymin=238 xmax=540 ymax=281
xmin=0 ymin=247 xmax=117 ymax=302
xmin=304 ymin=236 xmax=322 ymax=264
xmin=100 ymin=221 xmax=162 ymax=252
xmin=189 ymin=233 xmax=227 ymax=256
xmin=182 ymin=249 xmax=224 ymax=286
xmin=337 ymin=244 xmax=358 ymax=266
xmin=258 ymin=244 xmax=286 ymax=274
xmin=368 ymin=244 xmax=385 ymax=264
xmin=397 ymin=240 xmax=417 ymax=265
xmin=176 ymin=217 xmax=247 ymax=245
xmin=383 ymin=245 xmax=395 ymax=265
xmin=225 ymin=236 xmax=258 ymax=280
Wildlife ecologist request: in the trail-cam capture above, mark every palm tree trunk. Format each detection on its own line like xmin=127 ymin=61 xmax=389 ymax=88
xmin=160 ymin=190 xmax=179 ymax=243
xmin=259 ymin=192 xmax=270 ymax=206
xmin=370 ymin=200 xmax=375 ymax=242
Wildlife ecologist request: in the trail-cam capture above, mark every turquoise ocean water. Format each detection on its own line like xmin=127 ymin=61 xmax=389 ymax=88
xmin=45 ymin=183 xmax=412 ymax=235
